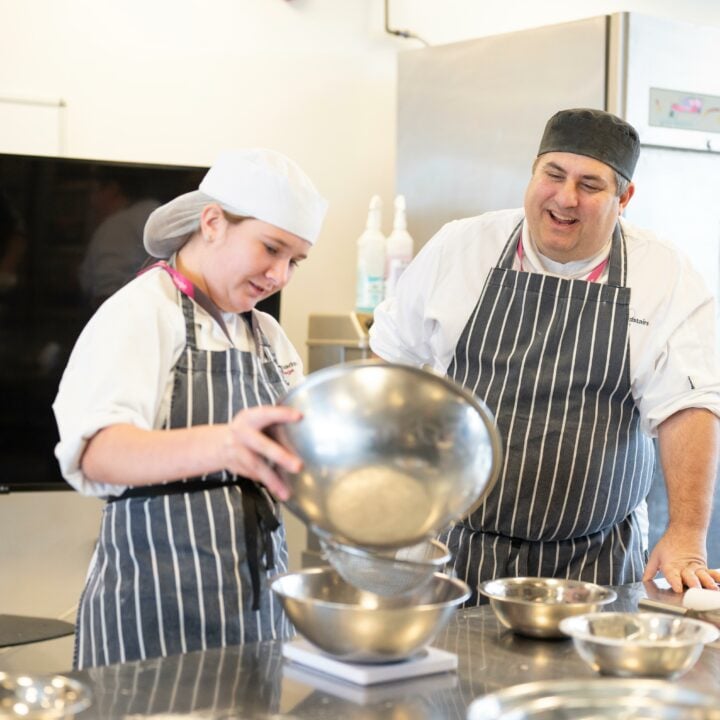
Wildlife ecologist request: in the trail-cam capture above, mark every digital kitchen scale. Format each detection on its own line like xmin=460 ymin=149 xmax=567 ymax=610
xmin=281 ymin=639 xmax=458 ymax=686
xmin=282 ymin=658 xmax=459 ymax=705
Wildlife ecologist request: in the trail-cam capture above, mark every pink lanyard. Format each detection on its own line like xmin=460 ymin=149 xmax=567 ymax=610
xmin=141 ymin=260 xmax=236 ymax=346
xmin=516 ymin=236 xmax=609 ymax=283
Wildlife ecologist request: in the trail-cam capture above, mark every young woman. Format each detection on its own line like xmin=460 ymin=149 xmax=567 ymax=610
xmin=53 ymin=148 xmax=327 ymax=668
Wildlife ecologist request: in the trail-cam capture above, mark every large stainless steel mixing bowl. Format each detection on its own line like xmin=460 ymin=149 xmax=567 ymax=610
xmin=467 ymin=679 xmax=720 ymax=720
xmin=271 ymin=566 xmax=470 ymax=663
xmin=273 ymin=361 xmax=501 ymax=549
xmin=478 ymin=577 xmax=617 ymax=638
xmin=560 ymin=611 xmax=720 ymax=678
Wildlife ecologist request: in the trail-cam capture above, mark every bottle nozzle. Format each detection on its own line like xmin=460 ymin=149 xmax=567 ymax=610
xmin=366 ymin=195 xmax=383 ymax=231
xmin=393 ymin=194 xmax=407 ymax=231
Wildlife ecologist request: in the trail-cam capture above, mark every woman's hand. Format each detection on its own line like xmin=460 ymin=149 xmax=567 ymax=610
xmin=223 ymin=405 xmax=303 ymax=501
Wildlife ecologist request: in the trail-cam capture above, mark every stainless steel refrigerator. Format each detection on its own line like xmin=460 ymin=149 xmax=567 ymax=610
xmin=396 ymin=12 xmax=720 ymax=563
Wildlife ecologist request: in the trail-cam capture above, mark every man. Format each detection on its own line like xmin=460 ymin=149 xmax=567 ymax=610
xmin=370 ymin=108 xmax=720 ymax=602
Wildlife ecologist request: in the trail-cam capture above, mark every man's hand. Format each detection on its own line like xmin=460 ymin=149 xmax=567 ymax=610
xmin=643 ymin=526 xmax=720 ymax=592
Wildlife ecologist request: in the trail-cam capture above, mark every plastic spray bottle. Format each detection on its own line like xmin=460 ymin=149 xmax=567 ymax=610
xmin=384 ymin=195 xmax=414 ymax=299
xmin=355 ymin=195 xmax=386 ymax=313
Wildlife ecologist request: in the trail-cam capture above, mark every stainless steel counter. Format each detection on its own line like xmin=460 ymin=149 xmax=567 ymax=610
xmin=68 ymin=583 xmax=720 ymax=719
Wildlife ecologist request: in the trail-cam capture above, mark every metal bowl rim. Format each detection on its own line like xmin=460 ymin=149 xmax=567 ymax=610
xmin=0 ymin=672 xmax=90 ymax=693
xmin=559 ymin=611 xmax=720 ymax=646
xmin=280 ymin=359 xmax=493 ymax=420
xmin=478 ymin=577 xmax=618 ymax=605
xmin=270 ymin=567 xmax=471 ymax=609
xmin=467 ymin=678 xmax=720 ymax=719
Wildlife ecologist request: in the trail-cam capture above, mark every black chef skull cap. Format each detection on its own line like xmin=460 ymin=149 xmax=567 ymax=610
xmin=537 ymin=108 xmax=640 ymax=181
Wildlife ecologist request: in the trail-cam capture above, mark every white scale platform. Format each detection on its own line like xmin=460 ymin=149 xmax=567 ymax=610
xmin=281 ymin=638 xmax=458 ymax=686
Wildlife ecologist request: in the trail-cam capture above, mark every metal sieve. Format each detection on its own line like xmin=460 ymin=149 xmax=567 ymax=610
xmin=320 ymin=536 xmax=452 ymax=596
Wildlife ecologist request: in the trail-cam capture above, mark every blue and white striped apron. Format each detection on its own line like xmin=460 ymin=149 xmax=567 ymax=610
xmin=440 ymin=221 xmax=655 ymax=605
xmin=74 ymin=287 xmax=292 ymax=668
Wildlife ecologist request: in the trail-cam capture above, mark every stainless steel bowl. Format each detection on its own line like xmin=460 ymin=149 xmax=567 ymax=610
xmin=478 ymin=577 xmax=617 ymax=638
xmin=271 ymin=566 xmax=470 ymax=663
xmin=0 ymin=672 xmax=91 ymax=719
xmin=273 ymin=361 xmax=502 ymax=549
xmin=467 ymin=679 xmax=720 ymax=720
xmin=559 ymin=611 xmax=720 ymax=678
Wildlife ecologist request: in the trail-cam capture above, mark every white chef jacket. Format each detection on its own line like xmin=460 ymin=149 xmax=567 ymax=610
xmin=370 ymin=208 xmax=720 ymax=436
xmin=53 ymin=263 xmax=303 ymax=497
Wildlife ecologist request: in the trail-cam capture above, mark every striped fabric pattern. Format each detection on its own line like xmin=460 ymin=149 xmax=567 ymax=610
xmin=75 ymin=294 xmax=292 ymax=668
xmin=443 ymin=222 xmax=654 ymax=605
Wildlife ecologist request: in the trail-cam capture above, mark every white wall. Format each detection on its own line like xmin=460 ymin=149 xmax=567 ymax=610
xmin=2 ymin=0 xmax=720 ymax=673
xmin=3 ymin=0 xmax=720 ymax=363
xmin=392 ymin=0 xmax=720 ymax=44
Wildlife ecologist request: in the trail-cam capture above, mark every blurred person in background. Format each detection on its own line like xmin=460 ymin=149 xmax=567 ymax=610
xmin=79 ymin=167 xmax=160 ymax=308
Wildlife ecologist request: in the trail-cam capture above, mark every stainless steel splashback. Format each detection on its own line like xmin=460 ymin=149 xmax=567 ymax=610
xmin=306 ymin=312 xmax=373 ymax=374
xmin=396 ymin=16 xmax=607 ymax=251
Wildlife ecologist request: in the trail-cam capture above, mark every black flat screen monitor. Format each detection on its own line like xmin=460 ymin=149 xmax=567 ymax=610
xmin=0 ymin=152 xmax=281 ymax=492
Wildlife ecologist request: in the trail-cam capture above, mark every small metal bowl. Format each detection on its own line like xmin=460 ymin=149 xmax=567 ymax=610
xmin=559 ymin=611 xmax=720 ymax=678
xmin=478 ymin=577 xmax=617 ymax=638
xmin=273 ymin=361 xmax=502 ymax=549
xmin=0 ymin=672 xmax=91 ymax=719
xmin=271 ymin=566 xmax=470 ymax=663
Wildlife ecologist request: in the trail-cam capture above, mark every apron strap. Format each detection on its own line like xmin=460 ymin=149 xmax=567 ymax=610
xmin=179 ymin=293 xmax=199 ymax=349
xmin=498 ymin=220 xmax=524 ymax=269
xmin=109 ymin=478 xmax=239 ymax=502
xmin=239 ymin=477 xmax=281 ymax=611
xmin=242 ymin=311 xmax=289 ymax=397
xmin=606 ymin=222 xmax=626 ymax=288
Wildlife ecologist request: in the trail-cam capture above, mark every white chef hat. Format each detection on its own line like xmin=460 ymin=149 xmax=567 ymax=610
xmin=143 ymin=148 xmax=328 ymax=258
